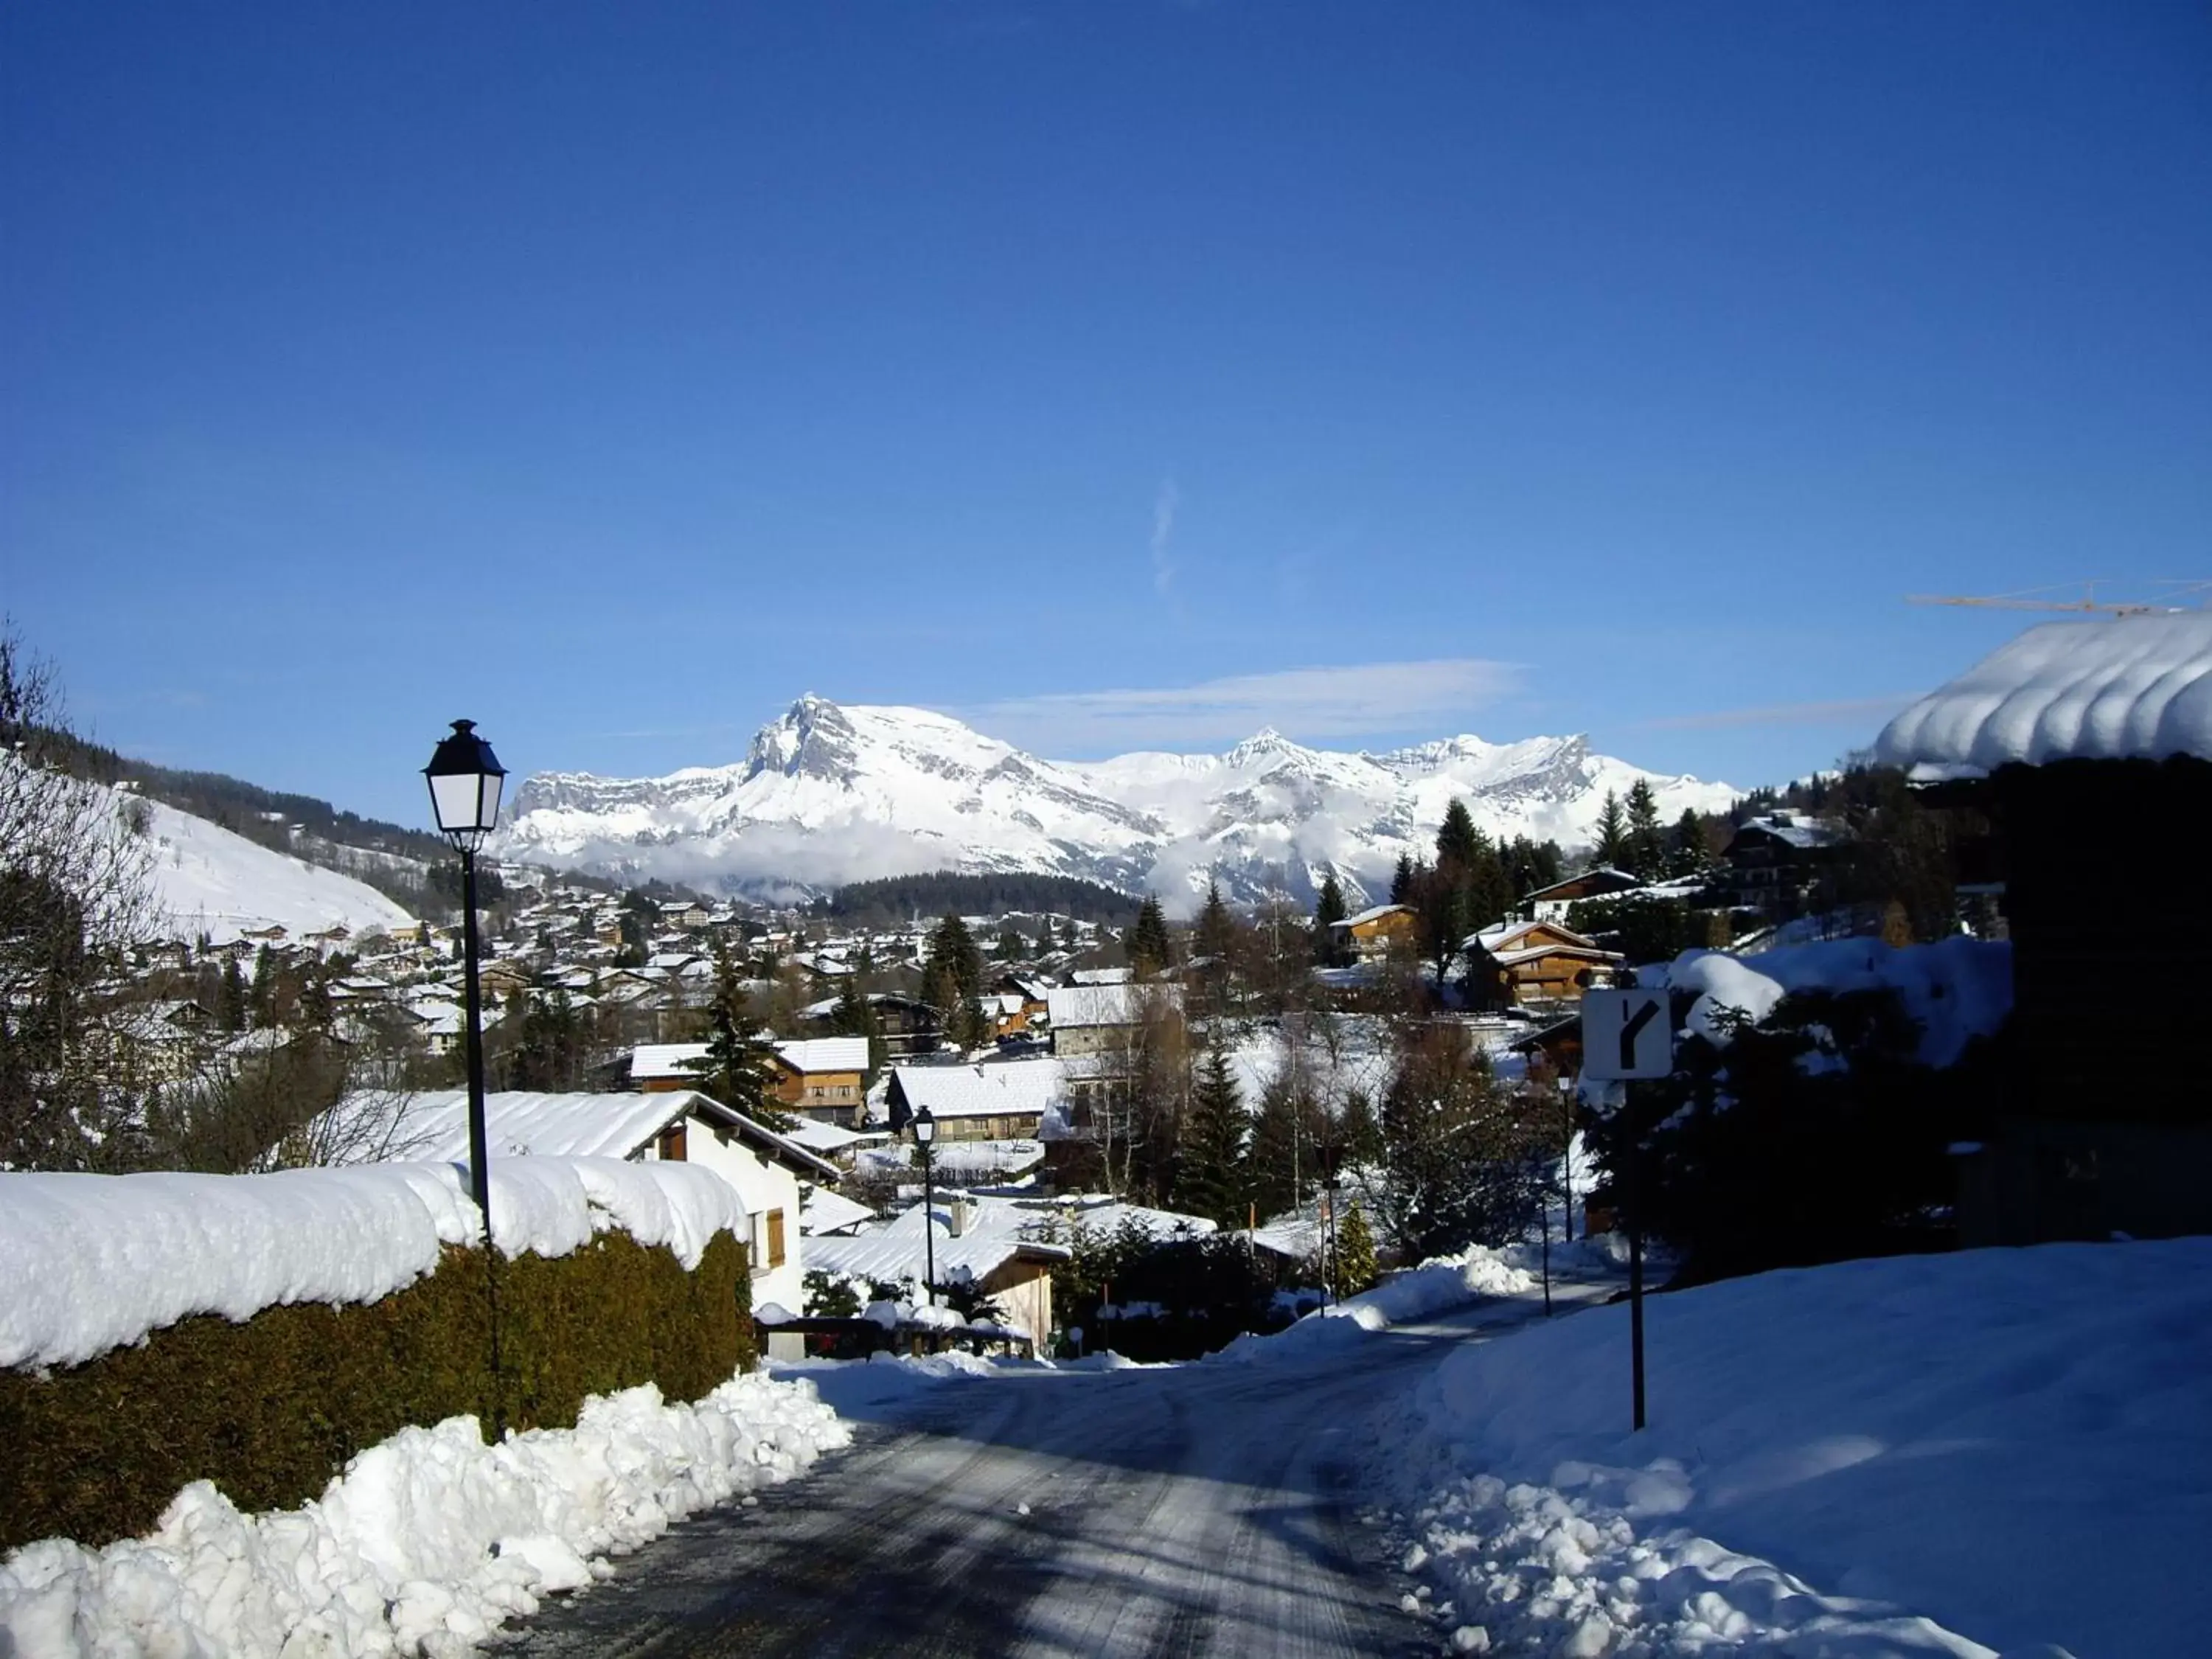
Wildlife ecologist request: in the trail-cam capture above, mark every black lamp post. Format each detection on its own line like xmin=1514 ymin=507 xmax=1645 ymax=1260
xmin=422 ymin=720 xmax=506 ymax=1236
xmin=912 ymin=1105 xmax=938 ymax=1305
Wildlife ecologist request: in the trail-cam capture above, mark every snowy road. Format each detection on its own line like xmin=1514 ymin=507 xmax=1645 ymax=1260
xmin=501 ymin=1295 xmax=1592 ymax=1658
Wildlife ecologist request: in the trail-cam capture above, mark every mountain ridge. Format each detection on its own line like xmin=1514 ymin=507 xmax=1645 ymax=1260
xmin=497 ymin=697 xmax=1738 ymax=911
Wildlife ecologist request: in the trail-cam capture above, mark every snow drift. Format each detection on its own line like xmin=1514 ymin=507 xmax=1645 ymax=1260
xmin=0 ymin=1371 xmax=849 ymax=1658
xmin=1390 ymin=1239 xmax=2212 ymax=1657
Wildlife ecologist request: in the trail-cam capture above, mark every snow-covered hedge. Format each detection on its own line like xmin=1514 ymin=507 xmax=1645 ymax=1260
xmin=1 ymin=1161 xmax=757 ymax=1555
xmin=0 ymin=1156 xmax=746 ymax=1372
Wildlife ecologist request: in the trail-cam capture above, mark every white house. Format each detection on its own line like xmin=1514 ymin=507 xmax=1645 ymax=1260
xmin=333 ymin=1088 xmax=840 ymax=1343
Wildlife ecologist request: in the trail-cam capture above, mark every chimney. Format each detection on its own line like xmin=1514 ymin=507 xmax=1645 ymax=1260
xmin=947 ymin=1197 xmax=977 ymax=1238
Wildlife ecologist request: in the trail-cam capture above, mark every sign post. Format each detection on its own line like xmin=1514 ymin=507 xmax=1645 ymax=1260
xmin=1582 ymin=987 xmax=1674 ymax=1431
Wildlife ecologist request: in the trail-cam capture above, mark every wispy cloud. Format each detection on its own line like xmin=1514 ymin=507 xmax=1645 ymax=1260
xmin=1149 ymin=477 xmax=1180 ymax=596
xmin=965 ymin=658 xmax=1523 ymax=755
xmin=1634 ymin=695 xmax=1913 ymax=732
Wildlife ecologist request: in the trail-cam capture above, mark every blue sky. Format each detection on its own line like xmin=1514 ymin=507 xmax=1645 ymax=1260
xmin=4 ymin=1 xmax=2208 ymax=827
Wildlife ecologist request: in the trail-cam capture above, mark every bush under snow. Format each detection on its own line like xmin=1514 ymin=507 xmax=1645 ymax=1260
xmin=0 ymin=1158 xmax=747 ymax=1371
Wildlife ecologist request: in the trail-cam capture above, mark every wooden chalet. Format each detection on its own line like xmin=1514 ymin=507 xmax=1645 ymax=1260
xmin=1520 ymin=866 xmax=1640 ymax=923
xmin=1469 ymin=919 xmax=1624 ymax=1005
xmin=1329 ymin=902 xmax=1416 ymax=961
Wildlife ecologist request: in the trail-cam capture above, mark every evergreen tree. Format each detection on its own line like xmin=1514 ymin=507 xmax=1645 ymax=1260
xmin=692 ymin=936 xmax=793 ymax=1130
xmin=1625 ymin=779 xmax=1666 ymax=879
xmin=1127 ymin=895 xmax=1174 ymax=975
xmin=1333 ymin=1201 xmax=1379 ymax=1296
xmin=248 ymin=945 xmax=276 ymax=1029
xmin=1435 ymin=798 xmax=1482 ymax=873
xmin=1172 ymin=1041 xmax=1248 ymax=1227
xmin=830 ymin=977 xmax=886 ymax=1083
xmin=923 ymin=913 xmax=989 ymax=1048
xmin=217 ymin=956 xmax=247 ymax=1032
xmin=1311 ymin=871 xmax=1349 ymax=966
xmin=1593 ymin=790 xmax=1631 ymax=871
xmin=1666 ymin=810 xmax=1710 ymax=877
xmin=1388 ymin=852 xmax=1414 ymax=905
xmin=1194 ymin=880 xmax=1237 ymax=964
xmin=1245 ymin=1073 xmax=1322 ymax=1222
xmin=995 ymin=925 xmax=1023 ymax=963
xmin=1336 ymin=1086 xmax=1385 ymax=1170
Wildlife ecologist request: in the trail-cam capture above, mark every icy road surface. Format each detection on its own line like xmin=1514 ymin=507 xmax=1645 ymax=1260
xmin=501 ymin=1294 xmax=1597 ymax=1657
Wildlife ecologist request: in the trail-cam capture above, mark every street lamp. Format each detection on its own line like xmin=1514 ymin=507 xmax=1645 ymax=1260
xmin=911 ymin=1105 xmax=938 ymax=1305
xmin=423 ymin=720 xmax=506 ymax=1235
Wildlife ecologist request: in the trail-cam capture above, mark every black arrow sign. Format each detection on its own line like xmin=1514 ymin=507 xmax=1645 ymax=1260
xmin=1617 ymin=995 xmax=1660 ymax=1072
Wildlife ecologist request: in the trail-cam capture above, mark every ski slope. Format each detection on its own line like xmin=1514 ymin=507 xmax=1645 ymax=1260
xmin=135 ymin=793 xmax=417 ymax=944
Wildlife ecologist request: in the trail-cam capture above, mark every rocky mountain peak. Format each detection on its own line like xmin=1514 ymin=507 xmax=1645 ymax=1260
xmin=746 ymin=695 xmax=859 ymax=781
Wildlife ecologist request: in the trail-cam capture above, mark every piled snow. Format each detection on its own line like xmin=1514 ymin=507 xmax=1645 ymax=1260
xmin=1874 ymin=614 xmax=2212 ymax=777
xmin=1644 ymin=937 xmax=2012 ymax=1065
xmin=1389 ymin=1239 xmax=2212 ymax=1657
xmin=0 ymin=1158 xmax=747 ymax=1371
xmin=1213 ymin=1245 xmax=1539 ymax=1365
xmin=135 ymin=792 xmax=418 ymax=945
xmin=0 ymin=1371 xmax=847 ymax=1658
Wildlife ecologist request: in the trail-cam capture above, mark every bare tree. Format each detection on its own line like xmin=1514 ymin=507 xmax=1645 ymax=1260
xmin=1 ymin=623 xmax=163 ymax=1168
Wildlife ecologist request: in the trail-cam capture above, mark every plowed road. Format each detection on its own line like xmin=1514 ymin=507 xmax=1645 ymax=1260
xmin=503 ymin=1294 xmax=1596 ymax=1658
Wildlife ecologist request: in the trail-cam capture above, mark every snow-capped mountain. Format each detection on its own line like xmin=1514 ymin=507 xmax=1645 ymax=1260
xmin=496 ymin=696 xmax=1738 ymax=909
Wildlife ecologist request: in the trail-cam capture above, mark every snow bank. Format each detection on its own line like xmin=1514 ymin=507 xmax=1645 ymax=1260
xmin=1644 ymin=936 xmax=2011 ymax=1065
xmin=1874 ymin=614 xmax=2212 ymax=776
xmin=1389 ymin=1239 xmax=2212 ymax=1657
xmin=0 ymin=1158 xmax=748 ymax=1371
xmin=0 ymin=1371 xmax=848 ymax=1658
xmin=1212 ymin=1245 xmax=1540 ymax=1365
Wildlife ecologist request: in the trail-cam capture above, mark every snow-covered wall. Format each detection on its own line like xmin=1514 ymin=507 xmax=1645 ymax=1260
xmin=0 ymin=1158 xmax=749 ymax=1372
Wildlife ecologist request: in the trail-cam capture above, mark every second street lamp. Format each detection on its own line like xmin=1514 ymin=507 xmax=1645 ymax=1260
xmin=912 ymin=1105 xmax=938 ymax=1306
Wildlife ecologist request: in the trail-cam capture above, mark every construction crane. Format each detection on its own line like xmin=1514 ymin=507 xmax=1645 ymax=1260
xmin=1907 ymin=581 xmax=2209 ymax=618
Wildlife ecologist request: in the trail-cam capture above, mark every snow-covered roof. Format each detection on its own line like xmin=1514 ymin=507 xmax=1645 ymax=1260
xmin=629 ymin=1042 xmax=711 ymax=1079
xmin=1874 ymin=616 xmax=2212 ymax=777
xmin=773 ymin=1037 xmax=870 ymax=1075
xmin=1068 ymin=967 xmax=1134 ymax=986
xmin=1523 ymin=866 xmax=1639 ymax=901
xmin=890 ymin=1058 xmax=1064 ymax=1120
xmin=799 ymin=1189 xmax=878 ymax=1237
xmin=1733 ymin=813 xmax=1844 ymax=850
xmin=1338 ymin=902 xmax=1413 ymax=930
xmin=1046 ymin=983 xmax=1178 ymax=1029
xmin=779 ymin=1117 xmax=883 ymax=1155
xmin=336 ymin=1089 xmax=841 ymax=1183
xmin=805 ymin=1193 xmax=1074 ymax=1286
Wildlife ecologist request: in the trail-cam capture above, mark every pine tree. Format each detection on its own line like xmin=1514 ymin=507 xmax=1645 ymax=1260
xmin=217 ymin=956 xmax=246 ymax=1032
xmin=1389 ymin=852 xmax=1414 ymax=905
xmin=1625 ymin=779 xmax=1665 ymax=880
xmin=692 ymin=936 xmax=793 ymax=1130
xmin=1333 ymin=1201 xmax=1379 ymax=1295
xmin=1127 ymin=895 xmax=1174 ymax=975
xmin=1435 ymin=798 xmax=1482 ymax=874
xmin=1336 ymin=1086 xmax=1385 ymax=1170
xmin=924 ymin=913 xmax=988 ymax=1048
xmin=1172 ymin=1042 xmax=1248 ymax=1226
xmin=1194 ymin=880 xmax=1237 ymax=963
xmin=1593 ymin=790 xmax=1631 ymax=871
xmin=1245 ymin=1073 xmax=1321 ymax=1222
xmin=1666 ymin=810 xmax=1709 ymax=877
xmin=1311 ymin=871 xmax=1349 ymax=965
xmin=248 ymin=945 xmax=276 ymax=1029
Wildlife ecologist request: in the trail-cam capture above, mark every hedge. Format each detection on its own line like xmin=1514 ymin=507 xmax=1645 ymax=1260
xmin=0 ymin=1230 xmax=751 ymax=1554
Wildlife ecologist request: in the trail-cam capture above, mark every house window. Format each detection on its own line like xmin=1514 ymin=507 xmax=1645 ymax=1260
xmin=658 ymin=1121 xmax=687 ymax=1161
xmin=764 ymin=1208 xmax=787 ymax=1269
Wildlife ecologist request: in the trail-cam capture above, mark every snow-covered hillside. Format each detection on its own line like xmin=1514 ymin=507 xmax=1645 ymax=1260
xmin=498 ymin=697 xmax=1736 ymax=908
xmin=134 ymin=792 xmax=417 ymax=944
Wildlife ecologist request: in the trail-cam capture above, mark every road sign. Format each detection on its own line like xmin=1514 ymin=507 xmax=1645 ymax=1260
xmin=1581 ymin=987 xmax=1673 ymax=1081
